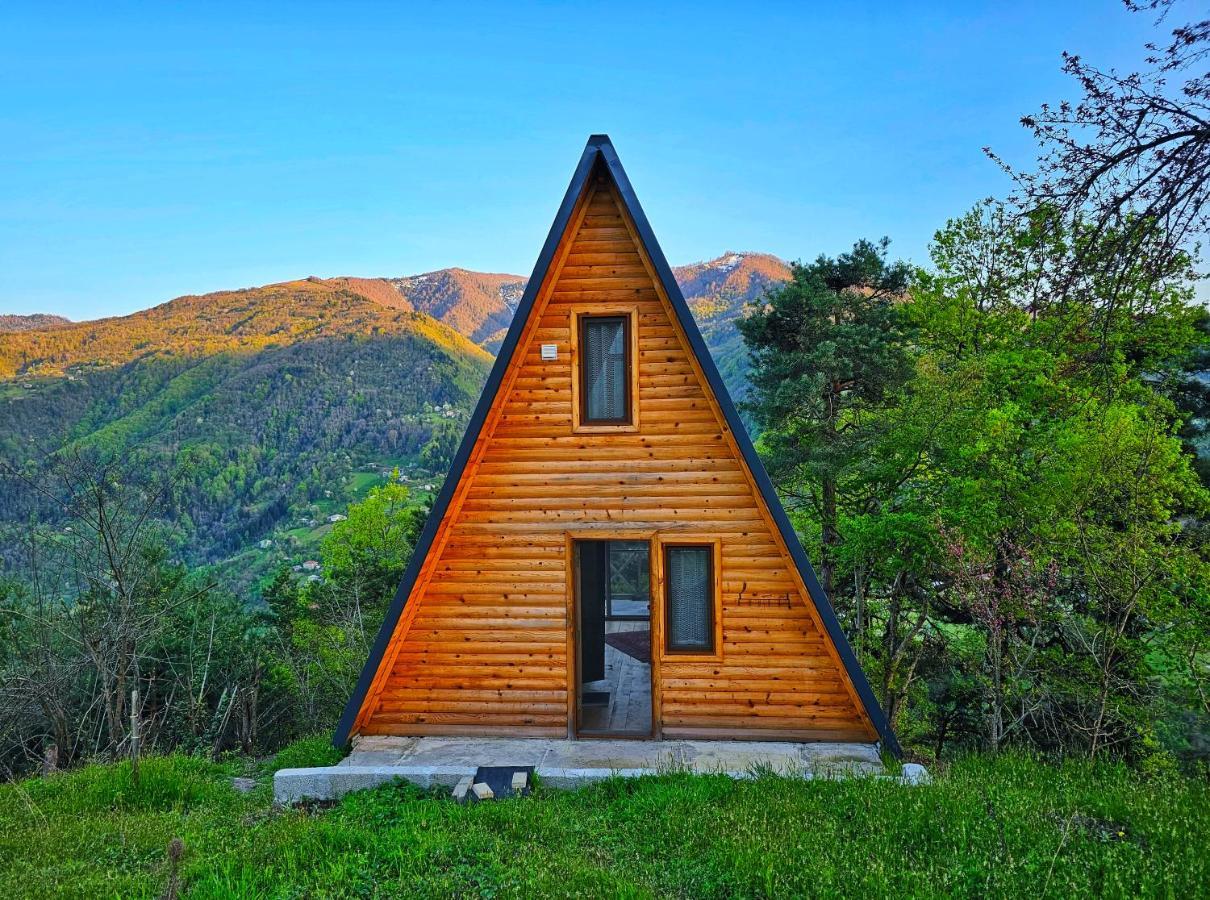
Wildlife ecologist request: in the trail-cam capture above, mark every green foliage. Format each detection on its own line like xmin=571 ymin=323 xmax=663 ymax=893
xmin=259 ymin=484 xmax=427 ymax=747
xmin=744 ymin=209 xmax=1210 ymax=760
xmin=0 ymin=453 xmax=427 ymax=779
xmin=902 ymin=207 xmax=1209 ymax=757
xmin=320 ymin=480 xmax=423 ymax=581
xmin=419 ymin=418 xmax=464 ymax=472
xmin=0 ymin=753 xmax=1206 ymax=898
xmin=739 ymin=239 xmax=913 ymax=477
xmin=1169 ymin=306 xmax=1210 ymax=485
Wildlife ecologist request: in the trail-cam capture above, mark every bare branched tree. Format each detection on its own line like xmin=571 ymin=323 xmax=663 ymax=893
xmin=0 ymin=450 xmax=212 ymax=766
xmin=988 ymin=0 xmax=1209 ymax=292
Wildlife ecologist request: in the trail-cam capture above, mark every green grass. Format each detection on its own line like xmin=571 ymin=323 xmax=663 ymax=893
xmin=1 ymin=752 xmax=1206 ymax=898
xmin=345 ymin=471 xmax=382 ymax=494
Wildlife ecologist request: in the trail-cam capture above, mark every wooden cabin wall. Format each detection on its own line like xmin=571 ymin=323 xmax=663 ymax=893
xmin=357 ymin=172 xmax=875 ymax=742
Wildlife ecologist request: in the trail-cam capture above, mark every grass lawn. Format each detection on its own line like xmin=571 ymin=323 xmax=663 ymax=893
xmin=0 ymin=745 xmax=1206 ymax=898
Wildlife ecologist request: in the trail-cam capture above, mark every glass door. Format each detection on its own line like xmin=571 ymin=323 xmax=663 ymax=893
xmin=573 ymin=539 xmax=653 ymax=736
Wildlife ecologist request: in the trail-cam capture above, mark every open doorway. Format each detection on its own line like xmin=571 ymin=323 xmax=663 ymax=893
xmin=573 ymin=539 xmax=653 ymax=737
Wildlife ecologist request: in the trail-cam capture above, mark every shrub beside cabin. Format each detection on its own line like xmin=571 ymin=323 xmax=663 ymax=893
xmin=336 ymin=136 xmax=899 ymax=755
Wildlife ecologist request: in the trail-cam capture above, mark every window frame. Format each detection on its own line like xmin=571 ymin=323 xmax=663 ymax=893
xmin=569 ymin=305 xmax=640 ymax=433
xmin=578 ymin=313 xmax=631 ymax=426
xmin=660 ymin=539 xmax=722 ymax=657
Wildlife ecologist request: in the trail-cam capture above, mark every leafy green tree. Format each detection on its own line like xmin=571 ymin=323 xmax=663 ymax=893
xmin=1044 ymin=401 xmax=1207 ymax=757
xmin=269 ymin=481 xmax=428 ymax=731
xmin=895 ymin=206 xmax=1209 ymax=756
xmin=743 ymin=205 xmax=1209 ymax=760
xmin=320 ymin=479 xmax=425 ymax=606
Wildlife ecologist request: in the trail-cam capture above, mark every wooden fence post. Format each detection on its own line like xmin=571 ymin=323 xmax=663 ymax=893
xmin=130 ymin=687 xmax=140 ymax=786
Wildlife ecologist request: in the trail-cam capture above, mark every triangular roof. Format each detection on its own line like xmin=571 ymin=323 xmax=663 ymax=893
xmin=334 ymin=135 xmax=900 ymax=756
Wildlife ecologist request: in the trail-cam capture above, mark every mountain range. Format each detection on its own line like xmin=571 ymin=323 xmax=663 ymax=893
xmin=0 ymin=314 xmax=70 ymax=333
xmin=0 ymin=252 xmax=787 ymax=380
xmin=0 ymin=252 xmax=790 ymax=581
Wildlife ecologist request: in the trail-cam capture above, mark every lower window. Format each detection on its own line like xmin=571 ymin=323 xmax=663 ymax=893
xmin=664 ymin=544 xmax=715 ymax=653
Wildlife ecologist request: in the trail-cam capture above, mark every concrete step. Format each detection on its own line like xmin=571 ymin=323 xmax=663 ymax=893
xmin=274 ymin=737 xmax=905 ymax=804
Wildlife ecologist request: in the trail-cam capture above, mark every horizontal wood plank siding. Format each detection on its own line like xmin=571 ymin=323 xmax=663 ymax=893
xmin=361 ymin=174 xmax=873 ymax=741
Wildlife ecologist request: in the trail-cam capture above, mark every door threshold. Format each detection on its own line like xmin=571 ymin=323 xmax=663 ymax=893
xmin=573 ymin=732 xmax=657 ymax=740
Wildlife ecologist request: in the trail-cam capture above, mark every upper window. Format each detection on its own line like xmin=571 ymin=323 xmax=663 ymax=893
xmin=579 ymin=314 xmax=631 ymax=424
xmin=664 ymin=544 xmax=715 ymax=653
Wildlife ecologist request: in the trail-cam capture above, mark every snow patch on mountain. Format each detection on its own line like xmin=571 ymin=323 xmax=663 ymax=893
xmin=499 ymin=283 xmax=524 ymax=311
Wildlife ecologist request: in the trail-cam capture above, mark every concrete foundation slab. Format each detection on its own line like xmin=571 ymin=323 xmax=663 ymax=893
xmin=273 ymin=736 xmax=905 ymax=804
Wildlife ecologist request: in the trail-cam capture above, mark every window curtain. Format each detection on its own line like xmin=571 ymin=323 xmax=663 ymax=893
xmin=667 ymin=547 xmax=711 ymax=650
xmin=585 ymin=318 xmax=626 ymax=420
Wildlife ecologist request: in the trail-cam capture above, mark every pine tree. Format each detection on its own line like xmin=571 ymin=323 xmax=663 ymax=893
xmin=739 ymin=239 xmax=912 ymax=598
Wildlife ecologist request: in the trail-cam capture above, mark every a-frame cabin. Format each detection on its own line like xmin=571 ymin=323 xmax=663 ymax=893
xmin=335 ymin=135 xmax=899 ymax=755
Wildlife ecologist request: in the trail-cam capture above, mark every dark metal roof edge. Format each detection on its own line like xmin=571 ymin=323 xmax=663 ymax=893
xmin=595 ymin=140 xmax=902 ymax=757
xmin=333 ymin=140 xmax=603 ymax=746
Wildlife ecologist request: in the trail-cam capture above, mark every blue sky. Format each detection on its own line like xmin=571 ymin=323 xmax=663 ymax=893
xmin=0 ymin=1 xmax=1162 ymax=320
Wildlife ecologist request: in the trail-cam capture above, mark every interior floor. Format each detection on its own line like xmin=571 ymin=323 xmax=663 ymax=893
xmin=579 ymin=620 xmax=652 ymax=735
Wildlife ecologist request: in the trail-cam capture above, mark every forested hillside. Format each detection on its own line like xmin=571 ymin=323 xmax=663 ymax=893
xmin=323 ymin=270 xmax=527 ymax=347
xmin=387 ymin=269 xmax=527 ymax=345
xmin=0 ymin=280 xmax=491 ymax=576
xmin=0 ymin=277 xmax=489 ymax=379
xmin=0 ymin=253 xmax=786 ymax=575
